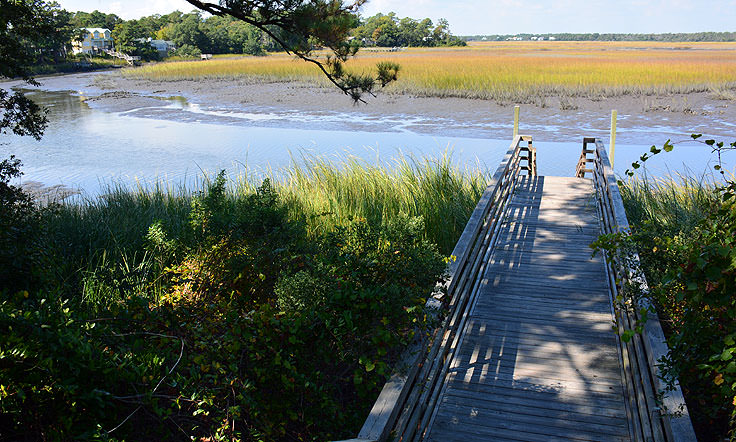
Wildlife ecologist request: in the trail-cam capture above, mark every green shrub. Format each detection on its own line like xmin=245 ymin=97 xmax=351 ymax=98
xmin=172 ymin=44 xmax=202 ymax=59
xmin=0 ymin=156 xmax=47 ymax=293
xmin=614 ymin=138 xmax=736 ymax=439
xmin=0 ymin=162 xmax=454 ymax=441
xmin=657 ymin=181 xmax=736 ymax=436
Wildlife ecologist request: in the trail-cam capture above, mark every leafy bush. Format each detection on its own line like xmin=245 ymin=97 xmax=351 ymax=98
xmin=658 ymin=180 xmax=736 ymax=437
xmin=0 ymin=156 xmax=47 ymax=292
xmin=172 ymin=44 xmax=202 ymax=58
xmin=609 ymin=137 xmax=736 ymax=440
xmin=0 ymin=167 xmax=448 ymax=441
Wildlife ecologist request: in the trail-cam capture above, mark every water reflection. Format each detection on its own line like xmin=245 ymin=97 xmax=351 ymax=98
xmin=1 ymin=89 xmax=732 ymax=196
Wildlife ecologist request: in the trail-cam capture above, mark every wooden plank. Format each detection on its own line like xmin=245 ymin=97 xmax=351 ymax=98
xmin=488 ymin=250 xmax=603 ymax=262
xmin=452 ymin=335 xmax=622 ymax=367
xmin=444 ymin=373 xmax=627 ymax=407
xmin=457 ymin=320 xmax=617 ymax=344
xmin=431 ymin=414 xmax=629 ymax=442
xmin=458 ymin=320 xmax=617 ymax=343
xmin=450 ymin=347 xmax=622 ymax=376
xmin=436 ymin=401 xmax=629 ymax=435
xmin=442 ymin=382 xmax=627 ymax=416
xmin=466 ymin=309 xmax=615 ymax=332
xmin=444 ymin=374 xmax=625 ymax=404
xmin=471 ymin=302 xmax=614 ymax=321
xmin=482 ymin=277 xmax=611 ymax=293
xmin=426 ymin=423 xmax=588 ymax=442
xmin=455 ymin=333 xmax=620 ymax=360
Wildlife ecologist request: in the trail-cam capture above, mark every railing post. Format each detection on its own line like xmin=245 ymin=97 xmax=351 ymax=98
xmin=609 ymin=110 xmax=617 ymax=168
xmin=513 ymin=105 xmax=520 ymax=138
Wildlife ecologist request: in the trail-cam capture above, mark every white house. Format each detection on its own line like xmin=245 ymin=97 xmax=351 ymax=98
xmin=149 ymin=39 xmax=177 ymax=56
xmin=72 ymin=28 xmax=113 ymax=54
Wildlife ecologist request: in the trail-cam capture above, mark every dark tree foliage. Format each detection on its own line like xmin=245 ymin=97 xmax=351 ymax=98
xmin=0 ymin=0 xmax=69 ymax=139
xmin=184 ymin=0 xmax=399 ymax=101
xmin=70 ymin=9 xmax=122 ymax=30
xmin=112 ymin=20 xmax=160 ymax=60
xmin=354 ymin=13 xmax=466 ymax=47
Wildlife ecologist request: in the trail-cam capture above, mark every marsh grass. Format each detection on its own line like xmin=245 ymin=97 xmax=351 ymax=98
xmin=48 ymin=154 xmax=486 ymax=309
xmin=620 ymin=172 xmax=720 ymax=236
xmin=124 ymin=41 xmax=736 ymax=102
xmin=255 ymin=153 xmax=488 ymax=254
xmin=618 ymin=171 xmax=721 ymax=326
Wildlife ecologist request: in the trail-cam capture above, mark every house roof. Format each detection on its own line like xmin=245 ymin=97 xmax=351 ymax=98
xmin=84 ymin=28 xmax=111 ymax=35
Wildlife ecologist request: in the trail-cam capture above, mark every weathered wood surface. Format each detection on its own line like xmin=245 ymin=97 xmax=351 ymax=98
xmin=424 ymin=176 xmax=633 ymax=442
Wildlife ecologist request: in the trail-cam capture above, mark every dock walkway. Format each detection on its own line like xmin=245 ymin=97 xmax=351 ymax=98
xmin=425 ymin=176 xmax=631 ymax=441
xmin=337 ymin=137 xmax=696 ymax=442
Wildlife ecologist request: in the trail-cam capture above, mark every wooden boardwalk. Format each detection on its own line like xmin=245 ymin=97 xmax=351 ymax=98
xmin=425 ymin=176 xmax=632 ymax=442
xmin=338 ymin=137 xmax=695 ymax=442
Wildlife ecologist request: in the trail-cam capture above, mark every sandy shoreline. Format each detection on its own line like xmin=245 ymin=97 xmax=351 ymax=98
xmin=6 ymin=70 xmax=736 ymax=145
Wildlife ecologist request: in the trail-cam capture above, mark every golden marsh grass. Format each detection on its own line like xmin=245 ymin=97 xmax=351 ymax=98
xmin=125 ymin=41 xmax=736 ymax=101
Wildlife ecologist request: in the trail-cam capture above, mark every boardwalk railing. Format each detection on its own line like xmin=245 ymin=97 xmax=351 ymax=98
xmin=576 ymin=138 xmax=697 ymax=442
xmin=335 ymin=135 xmax=536 ymax=442
xmin=102 ymin=48 xmax=141 ymax=65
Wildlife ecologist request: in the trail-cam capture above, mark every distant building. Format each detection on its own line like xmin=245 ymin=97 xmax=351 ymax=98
xmin=548 ymin=36 xmax=557 ymax=40
xmin=149 ymin=39 xmax=177 ymax=56
xmin=73 ymin=28 xmax=113 ymax=54
xmin=131 ymin=38 xmax=177 ymax=56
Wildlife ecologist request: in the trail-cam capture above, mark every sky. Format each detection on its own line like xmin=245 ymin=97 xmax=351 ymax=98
xmin=55 ymin=0 xmax=736 ymax=35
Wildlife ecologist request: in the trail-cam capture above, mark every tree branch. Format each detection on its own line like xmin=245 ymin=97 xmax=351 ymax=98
xmin=182 ymin=0 xmax=391 ymax=103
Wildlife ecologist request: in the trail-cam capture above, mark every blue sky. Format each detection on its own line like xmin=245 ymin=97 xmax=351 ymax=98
xmin=56 ymin=0 xmax=736 ymax=35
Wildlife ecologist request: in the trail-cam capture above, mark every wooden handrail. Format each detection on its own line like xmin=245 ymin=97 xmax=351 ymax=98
xmin=334 ymin=135 xmax=536 ymax=442
xmin=576 ymin=138 xmax=697 ymax=442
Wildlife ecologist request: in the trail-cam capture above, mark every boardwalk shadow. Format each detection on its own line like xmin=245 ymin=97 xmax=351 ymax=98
xmin=428 ymin=176 xmax=630 ymax=441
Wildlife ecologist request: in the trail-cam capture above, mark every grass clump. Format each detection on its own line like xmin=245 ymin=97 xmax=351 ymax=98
xmin=256 ymin=154 xmax=487 ymax=254
xmin=0 ymin=155 xmax=482 ymax=441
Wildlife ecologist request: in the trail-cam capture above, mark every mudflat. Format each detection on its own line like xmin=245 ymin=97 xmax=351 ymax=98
xmin=7 ymin=69 xmax=736 ymax=145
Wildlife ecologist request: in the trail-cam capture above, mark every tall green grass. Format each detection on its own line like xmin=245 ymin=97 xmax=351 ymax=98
xmin=236 ymin=154 xmax=488 ymax=254
xmin=47 ymin=154 xmax=487 ymax=308
xmin=620 ymin=173 xmax=720 ymax=237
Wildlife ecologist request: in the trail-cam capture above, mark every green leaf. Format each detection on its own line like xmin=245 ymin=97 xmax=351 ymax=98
xmin=621 ymin=330 xmax=634 ymax=343
xmin=721 ymin=349 xmax=733 ymax=361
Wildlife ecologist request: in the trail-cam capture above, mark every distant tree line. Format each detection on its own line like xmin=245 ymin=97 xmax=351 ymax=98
xmin=464 ymin=32 xmax=736 ymax=42
xmin=4 ymin=3 xmax=466 ymax=67
xmin=353 ymin=13 xmax=466 ymax=47
xmin=70 ymin=10 xmax=275 ymax=59
xmin=62 ymin=9 xmax=466 ymax=62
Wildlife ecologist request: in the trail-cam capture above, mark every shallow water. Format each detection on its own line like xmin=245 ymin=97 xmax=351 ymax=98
xmin=1 ymin=87 xmax=732 ymax=196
